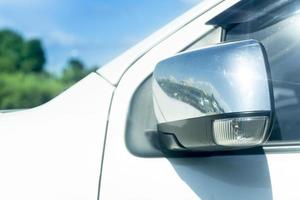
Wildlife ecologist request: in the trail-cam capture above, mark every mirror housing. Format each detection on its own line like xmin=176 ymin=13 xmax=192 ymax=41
xmin=153 ymin=40 xmax=274 ymax=152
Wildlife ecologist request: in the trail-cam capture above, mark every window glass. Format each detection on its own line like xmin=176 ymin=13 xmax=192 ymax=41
xmin=185 ymin=28 xmax=221 ymax=51
xmin=224 ymin=0 xmax=300 ymax=141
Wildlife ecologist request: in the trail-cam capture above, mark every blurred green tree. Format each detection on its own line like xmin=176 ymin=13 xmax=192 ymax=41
xmin=61 ymin=58 xmax=90 ymax=84
xmin=0 ymin=29 xmax=45 ymax=73
xmin=0 ymin=72 xmax=65 ymax=109
xmin=20 ymin=39 xmax=46 ymax=72
xmin=0 ymin=29 xmax=94 ymax=110
xmin=0 ymin=30 xmax=23 ymax=72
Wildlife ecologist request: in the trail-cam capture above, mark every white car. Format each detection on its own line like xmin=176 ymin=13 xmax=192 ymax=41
xmin=0 ymin=0 xmax=299 ymax=199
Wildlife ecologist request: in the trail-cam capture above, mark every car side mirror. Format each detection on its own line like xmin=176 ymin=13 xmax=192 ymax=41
xmin=153 ymin=40 xmax=274 ymax=153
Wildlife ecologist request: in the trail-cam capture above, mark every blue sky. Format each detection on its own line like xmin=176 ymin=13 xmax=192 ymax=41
xmin=0 ymin=0 xmax=200 ymax=73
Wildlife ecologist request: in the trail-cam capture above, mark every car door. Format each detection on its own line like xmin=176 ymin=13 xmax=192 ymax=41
xmin=215 ymin=0 xmax=300 ymax=199
xmin=0 ymin=73 xmax=114 ymax=200
xmin=99 ymin=0 xmax=300 ymax=200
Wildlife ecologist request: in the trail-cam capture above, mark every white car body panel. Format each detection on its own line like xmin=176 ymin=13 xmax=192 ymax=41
xmin=99 ymin=1 xmax=271 ymax=200
xmin=100 ymin=0 xmax=300 ymax=199
xmin=0 ymin=0 xmax=299 ymax=200
xmin=0 ymin=73 xmax=114 ymax=200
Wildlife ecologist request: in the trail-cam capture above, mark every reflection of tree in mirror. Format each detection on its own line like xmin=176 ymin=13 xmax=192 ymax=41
xmin=158 ymin=77 xmax=226 ymax=114
xmin=0 ymin=29 xmax=95 ymax=110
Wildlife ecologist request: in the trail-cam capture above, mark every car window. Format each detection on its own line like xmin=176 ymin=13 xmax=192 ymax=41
xmin=220 ymin=0 xmax=300 ymax=141
xmin=184 ymin=28 xmax=221 ymax=51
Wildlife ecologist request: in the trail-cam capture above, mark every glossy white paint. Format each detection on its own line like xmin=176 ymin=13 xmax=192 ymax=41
xmin=1 ymin=1 xmax=299 ymax=200
xmin=0 ymin=73 xmax=114 ymax=200
xmin=97 ymin=0 xmax=223 ymax=86
xmin=266 ymin=152 xmax=300 ymax=200
xmin=99 ymin=1 xmax=261 ymax=200
xmin=99 ymin=0 xmax=300 ymax=198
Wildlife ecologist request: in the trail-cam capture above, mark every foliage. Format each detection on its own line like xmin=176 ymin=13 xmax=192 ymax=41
xmin=62 ymin=58 xmax=90 ymax=84
xmin=0 ymin=29 xmax=93 ymax=110
xmin=0 ymin=72 xmax=65 ymax=109
xmin=0 ymin=29 xmax=46 ymax=73
xmin=20 ymin=39 xmax=46 ymax=72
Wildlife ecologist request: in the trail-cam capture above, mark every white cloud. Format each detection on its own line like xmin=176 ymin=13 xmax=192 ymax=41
xmin=68 ymin=49 xmax=79 ymax=57
xmin=48 ymin=30 xmax=83 ymax=46
xmin=179 ymin=0 xmax=202 ymax=5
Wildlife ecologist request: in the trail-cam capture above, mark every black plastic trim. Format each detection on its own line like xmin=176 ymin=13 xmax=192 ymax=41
xmin=158 ymin=111 xmax=272 ymax=157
